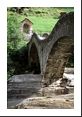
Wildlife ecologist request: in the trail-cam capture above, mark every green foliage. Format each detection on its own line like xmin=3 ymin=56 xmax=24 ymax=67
xmin=7 ymin=12 xmax=28 ymax=79
xmin=23 ymin=7 xmax=74 ymax=18
xmin=28 ymin=16 xmax=58 ymax=35
xmin=7 ymin=52 xmax=15 ymax=79
xmin=7 ymin=12 xmax=26 ymax=50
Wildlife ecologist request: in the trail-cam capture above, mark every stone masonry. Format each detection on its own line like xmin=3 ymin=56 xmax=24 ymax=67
xmin=28 ymin=12 xmax=74 ymax=86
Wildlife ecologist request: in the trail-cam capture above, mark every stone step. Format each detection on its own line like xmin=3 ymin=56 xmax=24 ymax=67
xmin=8 ymin=74 xmax=42 ymax=83
xmin=8 ymin=86 xmax=42 ymax=92
xmin=8 ymin=80 xmax=42 ymax=84
xmin=8 ymin=82 xmax=42 ymax=89
xmin=7 ymin=74 xmax=42 ymax=98
xmin=8 ymin=87 xmax=42 ymax=98
xmin=8 ymin=91 xmax=41 ymax=98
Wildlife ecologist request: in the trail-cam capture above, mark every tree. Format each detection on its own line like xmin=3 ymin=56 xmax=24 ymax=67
xmin=7 ymin=13 xmax=20 ymax=50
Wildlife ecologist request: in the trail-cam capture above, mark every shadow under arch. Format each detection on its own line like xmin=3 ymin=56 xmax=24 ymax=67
xmin=29 ymin=43 xmax=41 ymax=74
xmin=44 ymin=36 xmax=74 ymax=85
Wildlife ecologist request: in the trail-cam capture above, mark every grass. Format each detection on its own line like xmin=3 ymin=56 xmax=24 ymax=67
xmin=28 ymin=16 xmax=58 ymax=35
xmin=17 ymin=40 xmax=28 ymax=49
xmin=8 ymin=12 xmax=58 ymax=35
xmin=8 ymin=7 xmax=74 ymax=35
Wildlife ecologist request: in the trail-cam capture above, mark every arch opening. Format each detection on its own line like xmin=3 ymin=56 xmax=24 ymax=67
xmin=29 ymin=43 xmax=41 ymax=74
xmin=23 ymin=23 xmax=30 ymax=33
xmin=44 ymin=36 xmax=74 ymax=85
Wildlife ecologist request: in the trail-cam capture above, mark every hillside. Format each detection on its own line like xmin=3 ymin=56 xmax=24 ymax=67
xmin=7 ymin=7 xmax=74 ymax=35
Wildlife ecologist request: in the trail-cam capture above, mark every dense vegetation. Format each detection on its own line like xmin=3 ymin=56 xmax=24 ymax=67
xmin=7 ymin=7 xmax=74 ymax=79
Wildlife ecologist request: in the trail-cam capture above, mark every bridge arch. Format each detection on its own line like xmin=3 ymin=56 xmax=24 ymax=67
xmin=44 ymin=36 xmax=74 ymax=85
xmin=29 ymin=42 xmax=41 ymax=74
xmin=42 ymin=12 xmax=74 ymax=74
xmin=27 ymin=12 xmax=74 ymax=85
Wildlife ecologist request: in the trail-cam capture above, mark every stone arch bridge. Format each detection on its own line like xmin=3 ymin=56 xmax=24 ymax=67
xmin=7 ymin=12 xmax=74 ymax=108
xmin=28 ymin=12 xmax=74 ymax=85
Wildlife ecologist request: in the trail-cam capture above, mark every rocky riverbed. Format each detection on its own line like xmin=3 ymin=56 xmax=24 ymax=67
xmin=15 ymin=93 xmax=74 ymax=109
xmin=8 ymin=68 xmax=74 ymax=109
